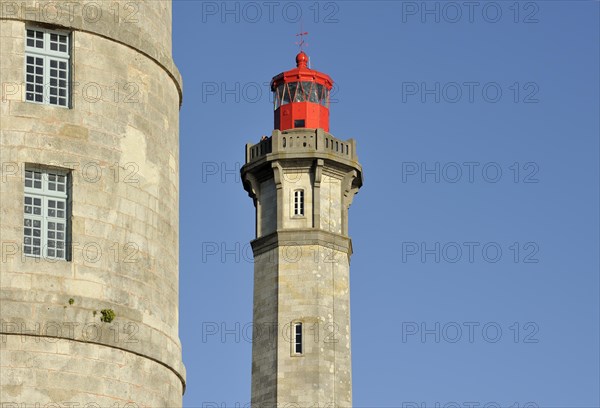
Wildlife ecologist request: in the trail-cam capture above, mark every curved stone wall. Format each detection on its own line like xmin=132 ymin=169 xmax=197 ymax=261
xmin=0 ymin=0 xmax=182 ymax=101
xmin=0 ymin=1 xmax=184 ymax=405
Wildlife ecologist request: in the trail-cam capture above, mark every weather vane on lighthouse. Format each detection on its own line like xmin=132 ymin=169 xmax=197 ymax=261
xmin=295 ymin=29 xmax=308 ymax=52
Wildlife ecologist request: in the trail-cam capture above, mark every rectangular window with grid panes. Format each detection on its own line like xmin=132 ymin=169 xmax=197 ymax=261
xmin=25 ymin=27 xmax=70 ymax=107
xmin=294 ymin=189 xmax=304 ymax=216
xmin=293 ymin=322 xmax=303 ymax=355
xmin=23 ymin=167 xmax=70 ymax=260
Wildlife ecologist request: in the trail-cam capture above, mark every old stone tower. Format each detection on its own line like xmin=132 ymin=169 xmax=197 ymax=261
xmin=0 ymin=1 xmax=185 ymax=406
xmin=242 ymin=52 xmax=363 ymax=407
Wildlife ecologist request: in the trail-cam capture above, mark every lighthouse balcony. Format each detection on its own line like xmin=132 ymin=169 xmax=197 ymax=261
xmin=245 ymin=128 xmax=358 ymax=166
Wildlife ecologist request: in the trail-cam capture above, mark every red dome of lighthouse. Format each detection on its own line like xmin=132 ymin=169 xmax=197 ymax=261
xmin=295 ymin=51 xmax=309 ymax=68
xmin=270 ymin=52 xmax=333 ymax=132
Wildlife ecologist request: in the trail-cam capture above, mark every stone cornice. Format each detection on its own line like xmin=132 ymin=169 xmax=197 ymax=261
xmin=251 ymin=229 xmax=353 ymax=258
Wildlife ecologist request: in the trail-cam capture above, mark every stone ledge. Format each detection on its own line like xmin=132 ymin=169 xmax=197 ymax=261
xmin=0 ymin=293 xmax=186 ymax=393
xmin=0 ymin=336 xmax=183 ymax=405
xmin=251 ymin=229 xmax=353 ymax=257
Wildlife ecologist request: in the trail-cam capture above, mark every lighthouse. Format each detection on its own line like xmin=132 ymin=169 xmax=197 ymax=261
xmin=241 ymin=51 xmax=363 ymax=407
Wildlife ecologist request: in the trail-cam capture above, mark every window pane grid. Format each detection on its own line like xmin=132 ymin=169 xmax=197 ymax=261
xmin=26 ymin=29 xmax=44 ymax=49
xmin=294 ymin=190 xmax=304 ymax=216
xmin=25 ymin=27 xmax=70 ymax=107
xmin=25 ymin=55 xmax=44 ymax=103
xmin=25 ymin=170 xmax=68 ymax=198
xmin=24 ymin=195 xmax=42 ymax=216
xmin=47 ymin=173 xmax=67 ymax=192
xmin=26 ymin=28 xmax=69 ymax=57
xmin=48 ymin=58 xmax=68 ymax=106
xmin=294 ymin=323 xmax=303 ymax=354
xmin=49 ymin=32 xmax=68 ymax=53
xmin=24 ymin=170 xmax=43 ymax=189
xmin=23 ymin=218 xmax=42 ymax=256
xmin=46 ymin=215 xmax=66 ymax=259
xmin=23 ymin=168 xmax=68 ymax=260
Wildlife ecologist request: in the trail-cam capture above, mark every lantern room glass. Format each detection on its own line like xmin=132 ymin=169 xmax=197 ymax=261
xmin=273 ymin=82 xmax=329 ymax=110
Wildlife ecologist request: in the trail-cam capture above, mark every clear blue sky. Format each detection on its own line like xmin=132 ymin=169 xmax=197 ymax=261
xmin=173 ymin=1 xmax=599 ymax=407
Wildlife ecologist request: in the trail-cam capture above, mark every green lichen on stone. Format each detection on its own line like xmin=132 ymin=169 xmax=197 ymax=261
xmin=100 ymin=309 xmax=115 ymax=323
xmin=68 ymin=298 xmax=74 ymax=305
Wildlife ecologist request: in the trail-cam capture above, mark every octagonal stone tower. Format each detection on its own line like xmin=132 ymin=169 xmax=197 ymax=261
xmin=0 ymin=1 xmax=185 ymax=406
xmin=242 ymin=52 xmax=363 ymax=407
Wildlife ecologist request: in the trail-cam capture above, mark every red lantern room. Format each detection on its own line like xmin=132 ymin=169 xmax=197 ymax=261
xmin=271 ymin=51 xmax=333 ymax=132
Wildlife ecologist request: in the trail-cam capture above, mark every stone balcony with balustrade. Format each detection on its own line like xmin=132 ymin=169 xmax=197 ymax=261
xmin=245 ymin=128 xmax=361 ymax=171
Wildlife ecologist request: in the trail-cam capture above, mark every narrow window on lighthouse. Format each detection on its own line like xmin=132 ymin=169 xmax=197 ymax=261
xmin=294 ymin=322 xmax=303 ymax=354
xmin=294 ymin=189 xmax=304 ymax=216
